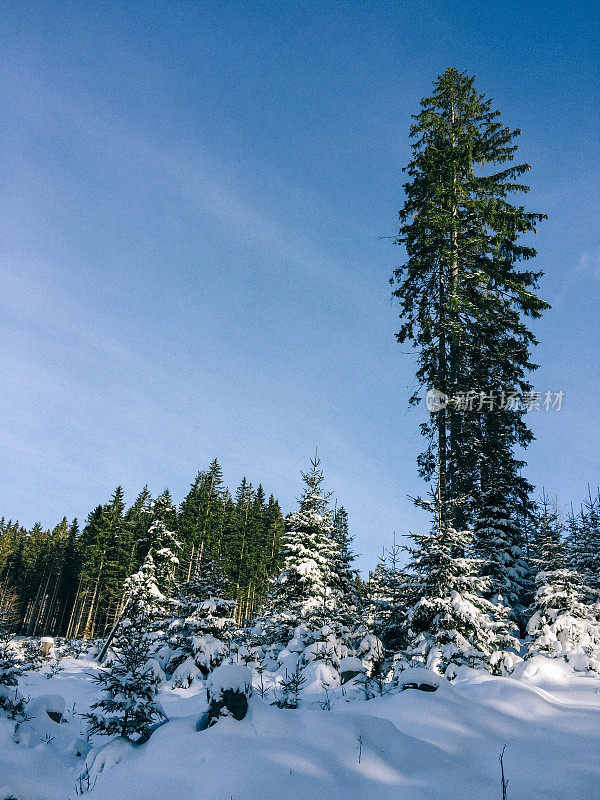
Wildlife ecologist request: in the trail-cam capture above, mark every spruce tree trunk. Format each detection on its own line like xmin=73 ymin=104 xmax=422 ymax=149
xmin=449 ymin=97 xmax=462 ymax=530
xmin=66 ymin=576 xmax=84 ymax=639
xmin=437 ymin=263 xmax=448 ymax=535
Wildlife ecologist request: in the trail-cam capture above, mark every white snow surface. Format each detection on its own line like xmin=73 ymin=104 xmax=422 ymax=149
xmin=1 ymin=652 xmax=599 ymax=799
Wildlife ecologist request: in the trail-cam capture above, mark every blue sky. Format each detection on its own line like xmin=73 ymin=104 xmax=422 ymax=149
xmin=0 ymin=1 xmax=598 ymax=571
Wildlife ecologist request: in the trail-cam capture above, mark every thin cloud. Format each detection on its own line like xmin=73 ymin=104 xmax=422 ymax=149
xmin=576 ymin=247 xmax=600 ymax=279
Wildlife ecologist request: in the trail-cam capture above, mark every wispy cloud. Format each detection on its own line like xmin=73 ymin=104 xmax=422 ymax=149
xmin=3 ymin=76 xmax=356 ymax=298
xmin=576 ymin=246 xmax=600 ymax=280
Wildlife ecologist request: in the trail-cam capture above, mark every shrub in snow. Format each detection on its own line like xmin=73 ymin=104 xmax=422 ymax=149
xmin=527 ymin=569 xmax=600 ymax=671
xmin=22 ymin=638 xmax=47 ymax=671
xmin=352 ymin=628 xmax=386 ymax=675
xmin=83 ymin=602 xmax=167 ymax=744
xmin=27 ymin=693 xmax=66 ymax=724
xmin=207 ymin=664 xmax=253 ymax=725
xmin=301 ymin=660 xmax=339 ymax=695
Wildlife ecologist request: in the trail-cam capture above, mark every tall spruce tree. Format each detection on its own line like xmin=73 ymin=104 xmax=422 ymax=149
xmin=178 ymin=460 xmax=226 ymax=582
xmin=391 ymin=67 xmax=548 ymax=535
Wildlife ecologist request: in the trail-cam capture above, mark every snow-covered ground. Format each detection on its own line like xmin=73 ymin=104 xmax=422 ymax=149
xmin=2 ymin=653 xmax=600 ymax=800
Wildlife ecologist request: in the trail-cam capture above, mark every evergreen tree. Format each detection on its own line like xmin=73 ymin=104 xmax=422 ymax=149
xmin=331 ymin=506 xmax=359 ymax=622
xmin=122 ymin=552 xmax=165 ymax=619
xmin=55 ymin=519 xmax=80 ymax=634
xmin=366 ymin=541 xmax=414 ymax=652
xmin=391 ymin=67 xmax=548 ymax=531
xmin=261 ymin=494 xmax=285 ymax=590
xmin=83 ymin=600 xmax=166 ymax=743
xmin=166 ymin=556 xmax=236 ymax=684
xmin=474 ymin=489 xmax=531 ymax=633
xmin=262 ymin=457 xmax=340 ymax=643
xmin=403 ymin=499 xmax=519 ymax=676
xmin=527 ymin=569 xmax=600 ymax=670
xmin=526 ymin=494 xmax=600 ymax=668
xmin=0 ymin=604 xmax=25 ymax=718
xmin=531 ymin=493 xmax=565 ymax=572
xmin=124 ymin=486 xmax=153 ymax=573
xmin=178 ymin=460 xmax=226 ymax=582
xmin=566 ymin=488 xmax=600 ymax=590
xmin=145 ymin=493 xmax=181 ymax=593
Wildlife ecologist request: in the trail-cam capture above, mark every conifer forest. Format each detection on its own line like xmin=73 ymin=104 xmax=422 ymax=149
xmin=1 ymin=4 xmax=598 ymax=799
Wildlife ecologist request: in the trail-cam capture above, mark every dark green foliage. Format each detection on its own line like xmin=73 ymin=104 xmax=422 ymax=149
xmin=391 ymin=67 xmax=548 ymax=531
xmin=531 ymin=492 xmax=565 ymax=573
xmin=565 ymin=488 xmax=600 ymax=590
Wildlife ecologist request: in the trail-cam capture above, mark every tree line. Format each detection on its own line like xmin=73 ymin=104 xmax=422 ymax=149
xmin=0 ymin=459 xmax=286 ymax=638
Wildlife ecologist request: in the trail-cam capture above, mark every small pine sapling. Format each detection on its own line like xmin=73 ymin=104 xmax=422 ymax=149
xmin=253 ymin=655 xmax=269 ymax=699
xmin=274 ymin=665 xmax=306 ymax=709
xmin=83 ymin=602 xmax=167 ymax=743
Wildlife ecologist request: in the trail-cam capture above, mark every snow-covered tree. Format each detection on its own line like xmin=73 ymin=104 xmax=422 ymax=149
xmin=261 ymin=457 xmax=341 ymax=642
xmin=331 ymin=506 xmax=359 ymax=622
xmin=403 ymin=511 xmax=519 ymax=676
xmin=145 ymin=494 xmax=181 ymax=592
xmin=530 ymin=493 xmax=565 ymax=573
xmin=122 ymin=551 xmax=165 ymax=619
xmin=250 ymin=459 xmax=364 ymax=690
xmin=527 ymin=569 xmax=600 ymax=671
xmin=166 ymin=557 xmax=237 ymax=685
xmin=566 ymin=489 xmax=600 ymax=591
xmin=474 ymin=490 xmax=531 ymax=632
xmin=365 ymin=540 xmax=414 ymax=652
xmin=525 ymin=494 xmax=600 ymax=669
xmin=84 ymin=600 xmax=166 ymax=743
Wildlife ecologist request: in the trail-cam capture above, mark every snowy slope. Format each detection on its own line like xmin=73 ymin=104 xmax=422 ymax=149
xmin=1 ymin=654 xmax=599 ymax=800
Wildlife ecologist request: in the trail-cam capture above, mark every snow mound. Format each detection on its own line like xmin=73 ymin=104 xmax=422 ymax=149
xmin=395 ymin=666 xmax=442 ymax=691
xmin=207 ymin=664 xmax=253 ymax=700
